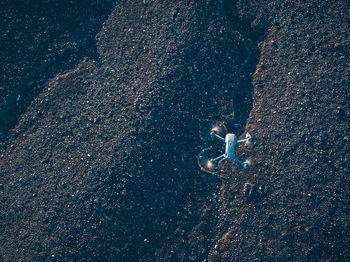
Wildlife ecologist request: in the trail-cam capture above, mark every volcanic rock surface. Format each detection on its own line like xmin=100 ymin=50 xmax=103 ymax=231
xmin=1 ymin=0 xmax=349 ymax=261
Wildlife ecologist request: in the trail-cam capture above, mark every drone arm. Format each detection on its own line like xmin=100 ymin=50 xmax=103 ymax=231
xmin=232 ymin=155 xmax=246 ymax=168
xmin=210 ymin=154 xmax=225 ymax=163
xmin=238 ymin=133 xmax=252 ymax=144
xmin=212 ymin=133 xmax=225 ymax=142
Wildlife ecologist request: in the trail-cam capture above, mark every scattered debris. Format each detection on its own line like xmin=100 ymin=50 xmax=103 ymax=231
xmin=243 ymin=182 xmax=254 ymax=197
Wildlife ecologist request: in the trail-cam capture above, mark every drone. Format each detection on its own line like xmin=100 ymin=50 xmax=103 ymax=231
xmin=197 ymin=120 xmax=253 ymax=174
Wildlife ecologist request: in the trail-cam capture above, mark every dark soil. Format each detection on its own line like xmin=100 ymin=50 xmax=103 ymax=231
xmin=0 ymin=0 xmax=115 ymax=141
xmin=1 ymin=0 xmax=349 ymax=261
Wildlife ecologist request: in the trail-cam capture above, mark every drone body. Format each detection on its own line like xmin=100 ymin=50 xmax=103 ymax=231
xmin=224 ymin=133 xmax=237 ymax=160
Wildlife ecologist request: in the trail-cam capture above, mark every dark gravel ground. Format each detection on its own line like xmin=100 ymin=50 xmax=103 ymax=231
xmin=0 ymin=0 xmax=349 ymax=261
xmin=0 ymin=0 xmax=115 ymax=141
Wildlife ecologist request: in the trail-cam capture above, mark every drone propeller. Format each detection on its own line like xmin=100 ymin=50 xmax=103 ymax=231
xmin=197 ymin=147 xmax=225 ymax=174
xmin=243 ymin=157 xmax=253 ymax=168
xmin=199 ymin=120 xmax=227 ymax=145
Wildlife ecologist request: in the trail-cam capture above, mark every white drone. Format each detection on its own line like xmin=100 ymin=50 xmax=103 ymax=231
xmin=197 ymin=120 xmax=253 ymax=174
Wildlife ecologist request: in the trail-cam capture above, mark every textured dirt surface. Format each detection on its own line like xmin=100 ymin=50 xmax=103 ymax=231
xmin=1 ymin=0 xmax=349 ymax=261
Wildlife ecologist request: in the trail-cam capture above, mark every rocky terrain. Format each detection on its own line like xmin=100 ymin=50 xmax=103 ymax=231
xmin=1 ymin=0 xmax=349 ymax=261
